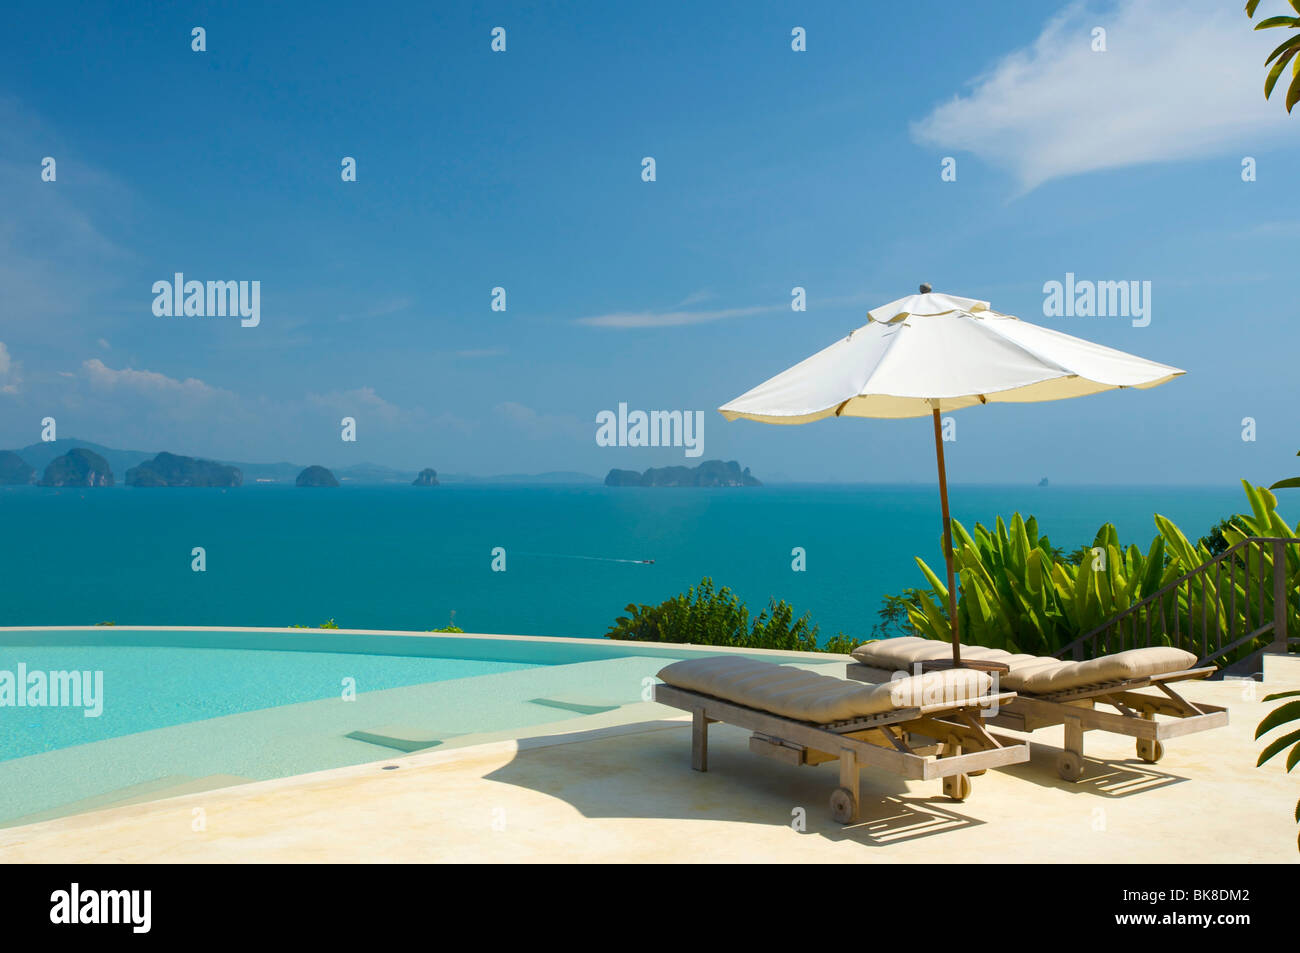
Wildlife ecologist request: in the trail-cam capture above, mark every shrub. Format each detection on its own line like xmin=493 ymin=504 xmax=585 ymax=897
xmin=606 ymin=577 xmax=853 ymax=654
xmin=900 ymin=514 xmax=1173 ymax=656
xmin=880 ymin=481 xmax=1300 ymax=662
xmin=430 ymin=610 xmax=464 ymax=633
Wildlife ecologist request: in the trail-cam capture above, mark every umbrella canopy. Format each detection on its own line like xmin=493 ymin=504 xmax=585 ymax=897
xmin=720 ymin=291 xmax=1183 ymax=423
xmin=719 ymin=287 xmax=1184 ymax=669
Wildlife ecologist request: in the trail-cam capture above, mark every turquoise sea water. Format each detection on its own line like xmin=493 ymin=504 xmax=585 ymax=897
xmin=0 ymin=483 xmax=1276 ymax=642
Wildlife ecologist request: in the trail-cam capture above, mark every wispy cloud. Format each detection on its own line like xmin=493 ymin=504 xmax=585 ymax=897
xmin=0 ymin=342 xmax=20 ymax=395
xmin=496 ymin=401 xmax=587 ymax=439
xmin=453 ymin=347 xmax=506 ymax=358
xmin=576 ymin=303 xmax=778 ymax=329
xmin=335 ymin=297 xmax=412 ymax=322
xmin=1233 ymin=220 xmax=1300 ymax=240
xmin=0 ymin=97 xmax=133 ymax=333
xmin=911 ymin=0 xmax=1287 ymax=192
xmin=82 ymin=358 xmax=220 ymax=399
xmin=307 ymin=386 xmax=403 ymax=425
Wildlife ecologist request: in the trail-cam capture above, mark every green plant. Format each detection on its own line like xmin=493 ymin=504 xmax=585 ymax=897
xmin=430 ymin=610 xmax=464 ymax=633
xmin=606 ymin=577 xmax=852 ymax=654
xmin=884 ymin=481 xmax=1300 ymax=664
xmin=1270 ymin=449 xmax=1300 ymax=491
xmin=1198 ymin=516 xmax=1248 ymax=556
xmin=290 ymin=619 xmax=340 ymax=629
xmin=903 ymin=514 xmax=1173 ymax=656
xmin=871 ymin=589 xmax=926 ymax=639
xmin=1156 ymin=482 xmax=1300 ymax=663
xmin=1246 ymin=1 xmax=1300 ymax=114
xmin=1255 ymin=690 xmax=1300 ymax=851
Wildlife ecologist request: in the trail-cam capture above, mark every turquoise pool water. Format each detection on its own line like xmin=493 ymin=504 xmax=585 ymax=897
xmin=0 ymin=627 xmax=820 ymax=827
xmin=0 ymin=644 xmax=540 ymax=761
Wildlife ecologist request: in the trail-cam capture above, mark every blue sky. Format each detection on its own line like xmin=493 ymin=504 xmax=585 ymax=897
xmin=0 ymin=0 xmax=1297 ymax=483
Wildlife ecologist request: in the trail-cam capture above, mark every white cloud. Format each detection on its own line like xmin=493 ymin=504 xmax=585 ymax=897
xmin=911 ymin=0 xmax=1288 ymax=192
xmin=82 ymin=358 xmax=218 ymax=398
xmin=0 ymin=97 xmax=132 ymax=332
xmin=0 ymin=341 xmax=19 ymax=394
xmin=308 ymin=386 xmax=403 ymax=425
xmin=496 ymin=401 xmax=587 ymax=439
xmin=577 ymin=303 xmax=777 ymax=329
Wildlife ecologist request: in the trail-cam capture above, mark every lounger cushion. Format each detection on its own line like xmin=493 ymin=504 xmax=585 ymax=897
xmin=850 ymin=637 xmax=1197 ymax=695
xmin=657 ymin=655 xmax=992 ymax=723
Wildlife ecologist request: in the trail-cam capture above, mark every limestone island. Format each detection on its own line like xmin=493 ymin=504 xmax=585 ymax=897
xmin=296 ymin=465 xmax=340 ymax=487
xmin=0 ymin=450 xmax=36 ymax=485
xmin=413 ymin=468 xmax=440 ymax=486
xmin=604 ymin=460 xmax=761 ymax=487
xmin=40 ymin=448 xmax=114 ymax=487
xmin=126 ymin=452 xmax=243 ymax=487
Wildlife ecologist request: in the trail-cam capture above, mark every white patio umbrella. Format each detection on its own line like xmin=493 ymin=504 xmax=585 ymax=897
xmin=720 ymin=286 xmax=1184 ymax=670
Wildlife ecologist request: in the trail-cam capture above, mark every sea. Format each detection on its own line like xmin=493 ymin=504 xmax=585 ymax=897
xmin=0 ymin=483 xmax=1277 ymax=644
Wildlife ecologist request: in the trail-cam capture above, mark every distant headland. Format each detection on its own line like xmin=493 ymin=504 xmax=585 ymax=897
xmin=296 ymin=465 xmax=340 ymax=487
xmin=40 ymin=448 xmax=114 ymax=487
xmin=604 ymin=460 xmax=761 ymax=487
xmin=0 ymin=451 xmax=36 ymax=485
xmin=126 ymin=452 xmax=243 ymax=487
xmin=0 ymin=438 xmax=600 ymax=487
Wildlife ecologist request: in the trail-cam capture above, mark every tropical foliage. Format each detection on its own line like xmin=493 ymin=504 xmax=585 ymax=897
xmin=1270 ymin=449 xmax=1300 ymax=491
xmin=1246 ymin=0 xmax=1300 ymax=114
xmin=606 ymin=576 xmax=857 ymax=654
xmin=884 ymin=481 xmax=1300 ymax=663
xmin=901 ymin=514 xmax=1174 ymax=656
xmin=1256 ymin=690 xmax=1300 ymax=851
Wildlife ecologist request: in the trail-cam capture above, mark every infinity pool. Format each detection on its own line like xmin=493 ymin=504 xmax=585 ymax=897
xmin=0 ymin=627 xmax=825 ymax=827
xmin=0 ymin=645 xmax=539 ymax=761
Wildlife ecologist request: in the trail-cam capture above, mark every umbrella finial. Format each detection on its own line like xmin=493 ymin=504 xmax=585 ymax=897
xmin=919 ymin=283 xmax=932 ymax=294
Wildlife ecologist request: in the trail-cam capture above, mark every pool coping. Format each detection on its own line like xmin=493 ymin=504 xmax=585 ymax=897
xmin=0 ymin=625 xmax=852 ymax=664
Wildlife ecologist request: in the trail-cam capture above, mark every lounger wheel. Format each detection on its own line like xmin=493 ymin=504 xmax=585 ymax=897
xmin=829 ymin=787 xmax=858 ymax=824
xmin=1057 ymin=751 xmax=1084 ymax=782
xmin=1136 ymin=739 xmax=1164 ymax=764
xmin=942 ymin=773 xmax=972 ymax=801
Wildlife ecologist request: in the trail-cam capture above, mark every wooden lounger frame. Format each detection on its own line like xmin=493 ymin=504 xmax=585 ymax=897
xmin=653 ymin=682 xmax=1029 ymax=822
xmin=845 ymin=662 xmax=1229 ymax=781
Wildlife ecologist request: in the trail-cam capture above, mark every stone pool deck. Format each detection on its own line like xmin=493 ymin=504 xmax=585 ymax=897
xmin=1 ymin=657 xmax=1296 ymax=863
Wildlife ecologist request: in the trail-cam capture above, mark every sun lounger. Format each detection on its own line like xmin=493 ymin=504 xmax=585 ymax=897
xmin=653 ymin=655 xmax=1029 ymax=822
xmin=845 ymin=637 xmax=1229 ymax=781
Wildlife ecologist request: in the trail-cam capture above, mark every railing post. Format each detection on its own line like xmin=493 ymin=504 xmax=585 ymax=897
xmin=1272 ymin=539 xmax=1289 ymax=655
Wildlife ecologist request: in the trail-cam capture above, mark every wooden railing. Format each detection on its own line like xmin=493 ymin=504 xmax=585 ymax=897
xmin=1055 ymin=537 xmax=1300 ymax=672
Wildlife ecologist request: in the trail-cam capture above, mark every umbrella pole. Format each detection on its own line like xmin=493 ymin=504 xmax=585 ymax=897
xmin=931 ymin=408 xmax=962 ymax=667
